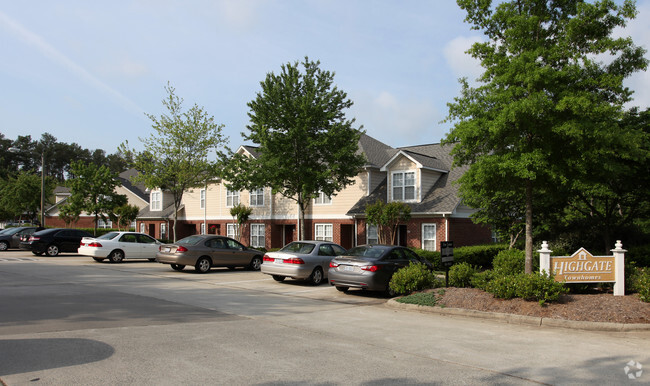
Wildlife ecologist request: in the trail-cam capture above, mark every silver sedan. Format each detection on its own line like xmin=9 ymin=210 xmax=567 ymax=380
xmin=261 ymin=240 xmax=346 ymax=285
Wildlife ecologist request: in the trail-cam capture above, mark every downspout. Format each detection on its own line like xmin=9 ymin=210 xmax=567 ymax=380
xmin=354 ymin=217 xmax=358 ymax=247
xmin=445 ymin=215 xmax=449 ymax=241
xmin=203 ymin=181 xmax=207 ymax=234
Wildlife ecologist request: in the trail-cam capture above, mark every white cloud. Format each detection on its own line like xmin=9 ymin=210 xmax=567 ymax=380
xmin=351 ymin=91 xmax=445 ymax=147
xmin=443 ymin=35 xmax=484 ymax=83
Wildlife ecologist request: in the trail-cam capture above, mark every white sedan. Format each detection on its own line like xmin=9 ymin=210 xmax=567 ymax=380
xmin=79 ymin=232 xmax=161 ymax=263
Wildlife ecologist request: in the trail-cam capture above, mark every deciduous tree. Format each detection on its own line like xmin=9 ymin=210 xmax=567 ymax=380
xmin=225 ymin=58 xmax=365 ymax=239
xmin=365 ymin=200 xmax=411 ymax=245
xmin=445 ymin=0 xmax=647 ymax=272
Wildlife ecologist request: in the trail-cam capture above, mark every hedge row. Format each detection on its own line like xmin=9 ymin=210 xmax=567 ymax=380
xmin=413 ymin=243 xmax=509 ymax=271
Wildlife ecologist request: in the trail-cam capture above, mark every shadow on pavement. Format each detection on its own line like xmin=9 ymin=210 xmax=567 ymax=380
xmin=0 ymin=338 xmax=114 ymax=376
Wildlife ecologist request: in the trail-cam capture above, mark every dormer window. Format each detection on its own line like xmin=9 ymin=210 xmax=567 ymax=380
xmin=392 ymin=171 xmax=415 ymax=201
xmin=151 ymin=191 xmax=162 ymax=211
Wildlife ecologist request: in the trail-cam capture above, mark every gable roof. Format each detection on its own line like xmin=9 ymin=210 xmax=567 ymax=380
xmin=118 ymin=168 xmax=149 ymax=203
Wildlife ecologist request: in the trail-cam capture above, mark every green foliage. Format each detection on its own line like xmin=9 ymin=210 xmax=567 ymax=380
xmin=470 ymin=269 xmax=499 ymax=291
xmin=411 ymin=248 xmax=442 ymax=271
xmin=485 ymin=272 xmax=568 ymax=304
xmin=449 ymin=262 xmax=478 ymax=288
xmin=446 ymin=0 xmax=648 ymax=273
xmin=389 ymin=262 xmax=441 ymax=295
xmin=123 ymin=83 xmax=228 ymax=242
xmin=223 ymin=57 xmax=365 ymax=240
xmin=627 ymin=245 xmax=650 ymax=268
xmin=453 ymin=244 xmax=509 ymax=269
xmin=366 ymin=200 xmax=411 ymax=245
xmin=492 ymin=249 xmax=525 ymax=276
xmin=631 ymin=267 xmax=650 ymax=303
xmin=112 ymin=204 xmax=141 ymax=231
xmin=64 ymin=161 xmax=127 ymax=236
xmin=0 ymin=171 xmax=55 ymax=221
xmin=396 ymin=291 xmax=444 ymax=307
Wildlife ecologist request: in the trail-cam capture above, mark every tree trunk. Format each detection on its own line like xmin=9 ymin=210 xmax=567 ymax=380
xmin=525 ymin=180 xmax=533 ymax=274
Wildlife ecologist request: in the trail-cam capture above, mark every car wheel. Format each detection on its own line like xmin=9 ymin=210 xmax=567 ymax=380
xmin=309 ymin=267 xmax=324 ymax=285
xmin=335 ymin=286 xmax=349 ymax=293
xmin=385 ymin=285 xmax=397 ymax=298
xmin=195 ymin=257 xmax=211 ymax=273
xmin=46 ymin=244 xmax=59 ymax=257
xmin=109 ymin=250 xmax=124 ymax=263
xmin=92 ymin=257 xmax=104 ymax=262
xmin=249 ymin=256 xmax=262 ymax=271
xmin=272 ymin=275 xmax=285 ymax=282
xmin=32 ymin=251 xmax=43 ymax=256
xmin=171 ymin=264 xmax=185 ymax=271
xmin=0 ymin=241 xmax=8 ymax=251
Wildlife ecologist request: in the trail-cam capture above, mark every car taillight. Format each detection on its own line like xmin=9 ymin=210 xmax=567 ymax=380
xmin=263 ymin=255 xmax=274 ymax=262
xmin=360 ymin=265 xmax=381 ymax=272
xmin=176 ymin=246 xmax=188 ymax=252
xmin=29 ymin=236 xmax=40 ymax=242
xmin=87 ymin=242 xmax=102 ymax=247
xmin=329 ymin=262 xmax=339 ymax=268
xmin=283 ymin=258 xmax=305 ymax=264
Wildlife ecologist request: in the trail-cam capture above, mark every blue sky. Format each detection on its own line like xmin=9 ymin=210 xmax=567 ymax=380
xmin=1 ymin=1 xmax=649 ymax=154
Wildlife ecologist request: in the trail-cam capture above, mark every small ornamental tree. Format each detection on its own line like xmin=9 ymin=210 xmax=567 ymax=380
xmin=230 ymin=204 xmax=253 ymax=243
xmin=365 ymin=200 xmax=411 ymax=245
xmin=113 ymin=204 xmax=141 ymax=231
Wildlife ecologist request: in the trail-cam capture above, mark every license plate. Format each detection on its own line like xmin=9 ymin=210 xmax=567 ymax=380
xmin=164 ymin=247 xmax=171 ymax=253
xmin=275 ymin=258 xmax=283 ymax=264
xmin=344 ymin=265 xmax=354 ymax=272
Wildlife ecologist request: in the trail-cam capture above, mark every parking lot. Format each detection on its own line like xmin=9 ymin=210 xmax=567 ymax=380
xmin=2 ymin=249 xmax=649 ymax=385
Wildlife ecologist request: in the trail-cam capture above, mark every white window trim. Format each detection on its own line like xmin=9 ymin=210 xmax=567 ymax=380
xmin=139 ymin=223 xmax=145 ymax=233
xmin=391 ymin=170 xmax=417 ymax=202
xmin=314 ymin=191 xmax=332 ymax=205
xmin=226 ymin=223 xmax=237 ymax=239
xmin=200 ymin=222 xmax=206 ymax=235
xmin=226 ymin=189 xmax=240 ymax=207
xmin=422 ymin=223 xmax=437 ymax=251
xmin=250 ymin=188 xmax=264 ymax=207
xmin=250 ymin=223 xmax=265 ymax=248
xmin=200 ymin=189 xmax=206 ymax=209
xmin=160 ymin=223 xmax=167 ymax=239
xmin=367 ymin=224 xmax=378 ymax=245
xmin=315 ymin=223 xmax=333 ymax=242
xmin=151 ymin=191 xmax=162 ymax=211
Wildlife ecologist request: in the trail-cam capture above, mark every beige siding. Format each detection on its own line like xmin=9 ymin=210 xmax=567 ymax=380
xmin=115 ymin=186 xmax=148 ymax=209
xmin=368 ymin=169 xmax=385 ymax=195
xmin=420 ymin=170 xmax=442 ymax=197
xmin=310 ymin=174 xmax=365 ymax=218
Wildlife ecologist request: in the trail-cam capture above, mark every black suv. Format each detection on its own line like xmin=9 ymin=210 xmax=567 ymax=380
xmin=20 ymin=228 xmax=92 ymax=256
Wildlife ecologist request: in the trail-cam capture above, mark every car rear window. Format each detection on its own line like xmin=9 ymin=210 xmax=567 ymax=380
xmin=346 ymin=246 xmax=385 ymax=258
xmin=176 ymin=235 xmax=204 ymax=246
xmin=98 ymin=232 xmax=119 ymax=240
xmin=280 ymin=242 xmax=315 ymax=254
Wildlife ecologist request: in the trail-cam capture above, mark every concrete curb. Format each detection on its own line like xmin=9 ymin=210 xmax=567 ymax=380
xmin=385 ymin=298 xmax=650 ymax=332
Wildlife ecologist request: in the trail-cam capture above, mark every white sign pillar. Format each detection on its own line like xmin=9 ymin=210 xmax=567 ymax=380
xmin=611 ymin=240 xmax=626 ymax=296
xmin=538 ymin=241 xmax=552 ymax=275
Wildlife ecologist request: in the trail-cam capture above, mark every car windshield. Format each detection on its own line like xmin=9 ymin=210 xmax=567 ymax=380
xmin=98 ymin=232 xmax=120 ymax=240
xmin=280 ymin=242 xmax=315 ymax=254
xmin=345 ymin=246 xmax=385 ymax=258
xmin=176 ymin=235 xmax=204 ymax=246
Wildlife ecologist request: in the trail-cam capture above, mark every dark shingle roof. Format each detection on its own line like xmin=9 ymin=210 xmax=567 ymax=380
xmin=137 ymin=202 xmax=182 ymax=220
xmin=358 ymin=133 xmax=396 ymax=168
xmin=118 ymin=168 xmax=149 ymax=203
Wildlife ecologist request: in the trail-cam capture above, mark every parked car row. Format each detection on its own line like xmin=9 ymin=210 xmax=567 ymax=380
xmin=4 ymin=227 xmax=434 ymax=297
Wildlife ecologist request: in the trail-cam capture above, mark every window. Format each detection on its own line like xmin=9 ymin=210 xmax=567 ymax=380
xmin=151 ymin=191 xmax=162 ymax=210
xmin=226 ymin=189 xmax=240 ymax=207
xmin=318 ymin=244 xmax=335 ymax=256
xmin=97 ymin=219 xmax=112 ymax=229
xmin=422 ymin=224 xmax=436 ymax=251
xmin=200 ymin=222 xmax=206 ymax=235
xmin=314 ymin=191 xmax=332 ymax=205
xmin=392 ymin=171 xmax=415 ymax=201
xmin=367 ymin=224 xmax=378 ymax=245
xmin=200 ymin=189 xmax=206 ymax=209
xmin=160 ymin=223 xmax=167 ymax=240
xmin=227 ymin=223 xmax=237 ymax=239
xmin=250 ymin=188 xmax=264 ymax=206
xmin=250 ymin=223 xmax=265 ymax=248
xmin=140 ymin=223 xmax=145 ymax=233
xmin=315 ymin=224 xmax=333 ymax=242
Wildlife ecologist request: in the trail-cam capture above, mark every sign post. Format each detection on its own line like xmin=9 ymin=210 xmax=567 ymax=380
xmin=441 ymin=241 xmax=454 ymax=287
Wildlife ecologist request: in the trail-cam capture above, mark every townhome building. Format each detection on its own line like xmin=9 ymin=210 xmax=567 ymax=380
xmin=135 ymin=133 xmax=492 ymax=250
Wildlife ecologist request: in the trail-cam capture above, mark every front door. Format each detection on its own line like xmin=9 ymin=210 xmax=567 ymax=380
xmin=398 ymin=225 xmax=408 ymax=247
xmin=284 ymin=225 xmax=295 ymax=246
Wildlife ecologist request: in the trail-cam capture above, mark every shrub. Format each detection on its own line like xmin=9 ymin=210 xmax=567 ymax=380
xmin=389 ymin=262 xmax=441 ymax=295
xmin=470 ymin=269 xmax=499 ymax=291
xmin=627 ymin=245 xmax=650 ymax=268
xmin=449 ymin=262 xmax=479 ymax=288
xmin=396 ymin=291 xmax=443 ymax=307
xmin=493 ymin=249 xmax=525 ymax=276
xmin=453 ymin=244 xmax=509 ymax=269
xmin=632 ymin=267 xmax=650 ymax=302
xmin=485 ymin=274 xmax=519 ymax=299
xmin=514 ymin=272 xmax=568 ymax=304
xmin=411 ymin=248 xmax=442 ymax=271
